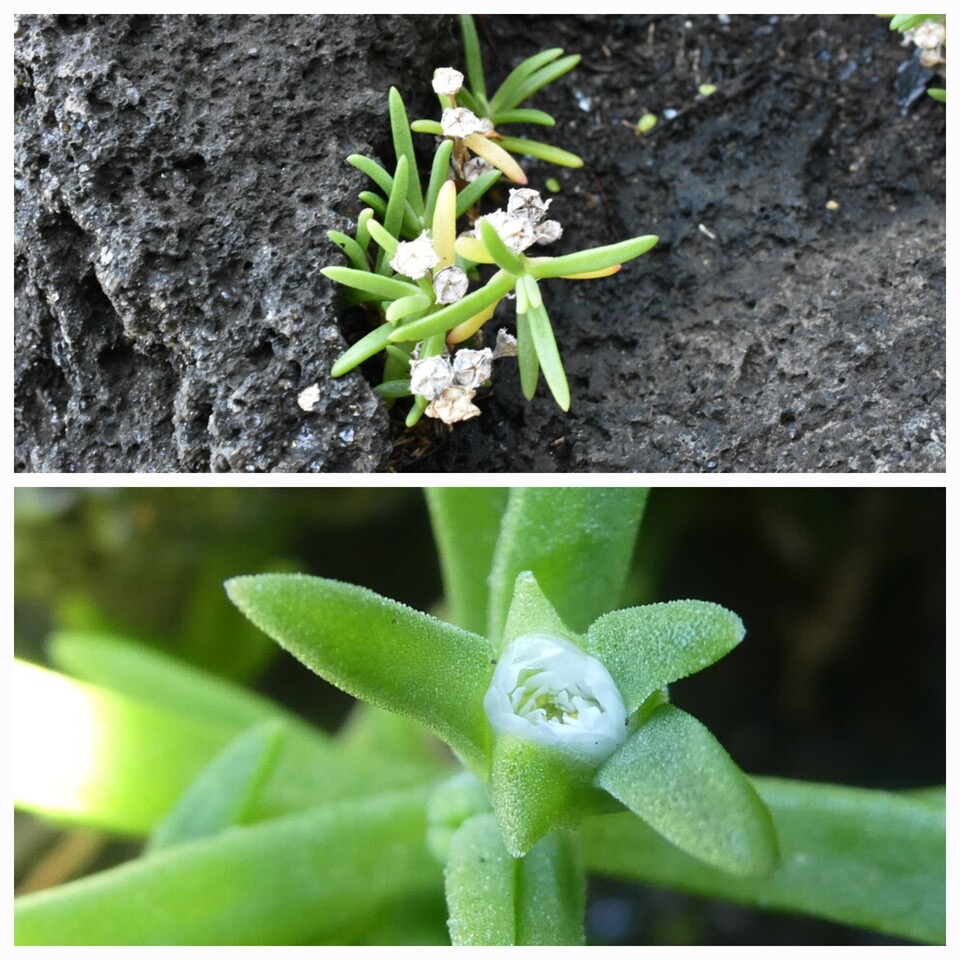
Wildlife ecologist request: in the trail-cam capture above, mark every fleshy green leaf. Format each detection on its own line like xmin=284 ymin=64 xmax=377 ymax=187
xmin=48 ymin=631 xmax=295 ymax=730
xmin=15 ymin=789 xmax=438 ymax=945
xmin=455 ymin=169 xmax=502 ymax=219
xmin=389 ymin=87 xmax=423 ymax=217
xmin=500 ymin=571 xmax=581 ymax=651
xmin=425 ymin=488 xmax=510 ymax=635
xmin=387 ymin=270 xmax=516 ymax=342
xmin=487 ymin=488 xmax=649 ymax=642
xmin=411 ymin=119 xmax=443 ymax=136
xmin=347 ymin=153 xmax=393 ymax=196
xmin=528 ymin=235 xmax=659 ymax=279
xmin=321 ymin=266 xmax=419 ymax=301
xmin=492 ymin=108 xmax=556 ymax=127
xmin=488 ymin=47 xmax=566 ymax=115
xmin=445 ymin=813 xmax=514 ymax=945
xmin=423 ymin=139 xmax=454 ymax=225
xmin=147 ymin=721 xmax=284 ymax=853
xmin=498 ymin=55 xmax=582 ymax=112
xmin=495 ymin=135 xmax=584 ymax=168
xmin=330 ymin=322 xmax=393 ymax=377
xmin=13 ymin=659 xmax=237 ymax=835
xmin=458 ymin=14 xmax=487 ymax=104
xmin=524 ymin=293 xmax=570 ymax=411
xmin=444 ymin=813 xmax=586 ymax=945
xmin=490 ymin=734 xmax=610 ymax=857
xmin=595 ymin=703 xmax=779 ymax=877
xmin=583 ymin=777 xmax=946 ymax=945
xmin=225 ymin=574 xmax=495 ymax=770
xmin=327 ymin=230 xmax=369 ymax=272
xmin=586 ymin=600 xmax=745 ymax=713
xmin=478 ymin=218 xmax=526 ymax=275
xmin=889 ymin=13 xmax=945 ymax=33
xmin=516 ymin=310 xmax=539 ymax=398
xmin=386 ymin=293 xmax=431 ymax=325
xmin=515 ymin=829 xmax=586 ymax=945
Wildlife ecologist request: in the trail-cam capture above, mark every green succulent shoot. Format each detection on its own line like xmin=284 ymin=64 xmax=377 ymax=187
xmin=321 ymin=21 xmax=657 ymax=425
xmin=225 ymin=491 xmax=779 ymax=905
xmin=411 ymin=15 xmax=584 ymax=184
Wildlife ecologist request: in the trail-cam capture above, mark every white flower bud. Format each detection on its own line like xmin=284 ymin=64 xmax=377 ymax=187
xmin=390 ymin=231 xmax=440 ymax=280
xmin=433 ymin=266 xmax=469 ymax=304
xmin=425 ymin=385 xmax=482 ymax=424
xmin=483 ymin=633 xmax=628 ymax=764
xmin=409 ymin=355 xmax=454 ymax=401
xmin=507 ymin=187 xmax=552 ymax=224
xmin=432 ymin=67 xmax=464 ymax=96
xmin=534 ymin=219 xmax=563 ymax=245
xmin=452 ymin=348 xmax=494 ymax=389
xmin=441 ymin=107 xmax=485 ymax=139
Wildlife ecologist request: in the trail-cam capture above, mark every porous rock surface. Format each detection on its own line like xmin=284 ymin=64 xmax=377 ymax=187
xmin=15 ymin=14 xmax=453 ymax=471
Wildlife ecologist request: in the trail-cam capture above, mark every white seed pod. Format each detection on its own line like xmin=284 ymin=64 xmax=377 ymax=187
xmin=409 ymin=355 xmax=454 ymax=401
xmin=432 ymin=67 xmax=464 ymax=97
xmin=534 ymin=219 xmax=563 ymax=245
xmin=483 ymin=633 xmax=628 ymax=764
xmin=441 ymin=107 xmax=485 ymax=139
xmin=390 ymin=231 xmax=440 ymax=280
xmin=911 ymin=20 xmax=946 ymax=50
xmin=479 ymin=209 xmax=537 ymax=253
xmin=507 ymin=187 xmax=551 ymax=224
xmin=433 ymin=266 xmax=469 ymax=305
xmin=493 ymin=328 xmax=518 ymax=359
xmin=462 ymin=156 xmax=495 ymax=183
xmin=425 ymin=385 xmax=482 ymax=424
xmin=451 ymin=347 xmax=494 ymax=389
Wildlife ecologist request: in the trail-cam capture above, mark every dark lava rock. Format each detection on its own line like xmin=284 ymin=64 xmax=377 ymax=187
xmin=15 ymin=15 xmax=945 ymax=472
xmin=14 ymin=13 xmax=454 ymax=471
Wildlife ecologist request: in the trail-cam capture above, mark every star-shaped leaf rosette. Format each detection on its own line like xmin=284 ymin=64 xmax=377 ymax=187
xmin=226 ymin=489 xmax=778 ymax=944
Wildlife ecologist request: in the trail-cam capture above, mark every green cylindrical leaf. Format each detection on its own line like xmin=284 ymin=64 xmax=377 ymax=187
xmin=500 ymin=571 xmax=580 ymax=650
xmin=330 ymin=323 xmax=392 ymax=378
xmin=595 ymin=703 xmax=779 ymax=877
xmin=516 ymin=310 xmax=539 ymax=399
xmin=327 ymin=230 xmax=369 ymax=272
xmin=321 ymin=266 xmax=419 ymax=301
xmin=386 ymin=293 xmax=431 ymax=325
xmin=13 ymin=659 xmax=236 ymax=835
xmin=525 ymin=296 xmax=570 ymax=411
xmin=425 ymin=488 xmax=510 ymax=635
xmin=411 ymin=119 xmax=444 ymax=136
xmin=15 ymin=789 xmax=438 ymax=945
xmin=503 ymin=55 xmax=582 ymax=110
xmin=478 ymin=219 xmax=526 ymax=276
xmin=489 ymin=48 xmax=568 ymax=114
xmin=456 ymin=170 xmax=502 ymax=219
xmin=147 ymin=721 xmax=284 ymax=853
xmin=48 ymin=631 xmax=295 ymax=730
xmin=586 ymin=601 xmax=745 ymax=713
xmin=583 ymin=777 xmax=945 ymax=945
xmin=528 ymin=235 xmax=659 ymax=279
xmin=492 ymin=108 xmax=556 ymax=127
xmin=488 ymin=488 xmax=649 ymax=642
xmin=347 ymin=154 xmax=393 ymax=196
xmin=516 ymin=830 xmax=586 ymax=946
xmin=444 ymin=812 xmax=588 ymax=945
xmin=494 ymin=136 xmax=584 ymax=168
xmin=389 ymin=87 xmax=424 ymax=217
xmin=458 ymin=14 xmax=487 ymax=102
xmin=387 ymin=270 xmax=516 ymax=342
xmin=423 ymin=139 xmax=454 ymax=225
xmin=225 ymin=575 xmax=495 ymax=770
xmin=445 ymin=813 xmax=514 ymax=945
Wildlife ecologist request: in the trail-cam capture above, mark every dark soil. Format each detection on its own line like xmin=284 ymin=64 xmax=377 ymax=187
xmin=15 ymin=15 xmax=945 ymax=472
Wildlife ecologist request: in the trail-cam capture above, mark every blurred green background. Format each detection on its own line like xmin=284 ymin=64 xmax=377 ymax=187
xmin=14 ymin=486 xmax=944 ymax=944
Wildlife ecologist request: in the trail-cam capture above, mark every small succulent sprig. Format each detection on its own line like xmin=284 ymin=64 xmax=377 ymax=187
xmin=890 ymin=14 xmax=946 ymax=102
xmin=411 ymin=15 xmax=584 ymax=184
xmin=323 ymin=19 xmax=658 ymax=427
